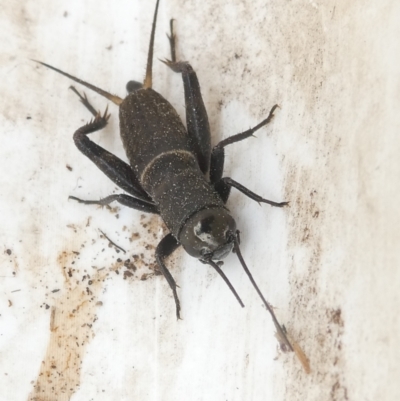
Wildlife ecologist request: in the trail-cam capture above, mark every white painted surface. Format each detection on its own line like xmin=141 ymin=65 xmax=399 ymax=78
xmin=1 ymin=0 xmax=399 ymax=400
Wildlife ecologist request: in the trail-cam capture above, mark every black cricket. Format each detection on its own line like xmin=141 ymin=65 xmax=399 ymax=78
xmin=35 ymin=0 xmax=293 ymax=351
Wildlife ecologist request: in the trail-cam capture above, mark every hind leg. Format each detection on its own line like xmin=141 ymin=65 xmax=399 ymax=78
xmin=162 ymin=20 xmax=212 ymax=175
xmin=69 ymin=86 xmax=154 ymax=205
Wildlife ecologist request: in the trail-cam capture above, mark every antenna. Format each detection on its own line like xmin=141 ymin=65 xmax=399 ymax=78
xmin=204 ymin=259 xmax=245 ymax=308
xmin=232 ymin=231 xmax=294 ymax=351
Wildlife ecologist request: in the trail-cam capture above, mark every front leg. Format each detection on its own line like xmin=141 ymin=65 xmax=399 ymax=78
xmin=215 ymin=177 xmax=289 ymax=207
xmin=155 ymin=234 xmax=182 ymax=320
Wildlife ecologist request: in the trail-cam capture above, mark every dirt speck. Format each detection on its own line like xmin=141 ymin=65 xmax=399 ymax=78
xmin=329 ymin=308 xmax=344 ymax=327
xmin=123 ymin=270 xmax=134 ymax=280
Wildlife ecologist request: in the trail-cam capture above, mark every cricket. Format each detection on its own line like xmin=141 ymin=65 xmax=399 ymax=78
xmin=34 ymin=0 xmax=296 ymax=355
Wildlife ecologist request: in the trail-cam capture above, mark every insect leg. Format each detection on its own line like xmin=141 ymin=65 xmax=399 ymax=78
xmin=217 ymin=178 xmax=288 ymax=207
xmin=155 ymin=234 xmax=182 ymax=320
xmin=210 ymin=104 xmax=279 ymax=184
xmin=161 ymin=20 xmax=211 ymax=175
xmin=209 ymin=104 xmax=284 ymax=204
xmin=69 ymin=194 xmax=158 ymax=214
xmin=70 ymin=86 xmax=153 ymax=203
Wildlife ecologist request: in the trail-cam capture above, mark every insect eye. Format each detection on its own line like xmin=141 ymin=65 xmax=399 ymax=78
xmin=225 ymin=229 xmax=234 ymax=241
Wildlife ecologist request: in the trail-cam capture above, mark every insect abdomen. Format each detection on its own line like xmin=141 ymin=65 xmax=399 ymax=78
xmin=119 ymin=88 xmax=190 ymax=176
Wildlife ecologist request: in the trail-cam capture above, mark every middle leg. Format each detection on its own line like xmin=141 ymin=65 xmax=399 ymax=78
xmin=69 ymin=194 xmax=159 ymax=214
xmin=210 ymin=105 xmax=287 ymax=206
xmin=210 ymin=104 xmax=279 ymax=184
